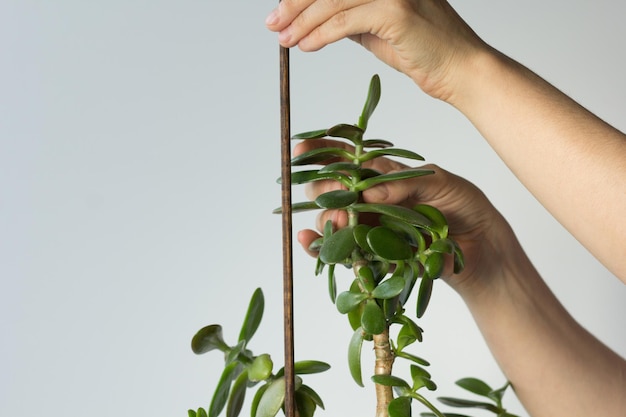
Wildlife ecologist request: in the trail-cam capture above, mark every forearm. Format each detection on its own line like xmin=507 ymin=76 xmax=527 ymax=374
xmin=460 ymin=236 xmax=626 ymax=417
xmin=447 ymin=48 xmax=626 ymax=281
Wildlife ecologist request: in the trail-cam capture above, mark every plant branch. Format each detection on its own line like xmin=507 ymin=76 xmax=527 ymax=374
xmin=373 ymin=328 xmax=394 ymax=417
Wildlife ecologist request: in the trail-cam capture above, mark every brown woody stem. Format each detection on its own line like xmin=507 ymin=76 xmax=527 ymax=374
xmin=373 ymin=328 xmax=394 ymax=417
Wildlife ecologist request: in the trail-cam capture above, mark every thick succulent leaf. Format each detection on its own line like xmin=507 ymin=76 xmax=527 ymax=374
xmin=287 ymin=170 xmax=350 ymax=186
xmin=292 ymin=129 xmax=327 ymax=140
xmin=357 ymin=266 xmax=376 ymax=292
xmin=412 ymin=376 xmax=437 ymax=392
xmin=198 ymin=409 xmax=208 ymax=417
xmin=315 ymin=189 xmax=359 ymax=209
xmin=354 ymin=169 xmax=434 ymax=192
xmin=318 ymin=161 xmax=360 ymax=173
xmin=248 ymin=354 xmax=273 ymax=382
xmin=363 ymin=139 xmax=394 ymax=148
xmin=327 ymin=123 xmax=364 ymax=144
xmin=319 ymin=226 xmax=356 ymax=264
xmin=361 ymin=299 xmax=386 ymax=335
xmin=429 ymin=238 xmax=456 ymax=254
xmin=359 ymin=148 xmax=425 ymax=163
xmin=371 ymin=375 xmax=411 ymax=389
xmin=353 ymin=224 xmax=374 ymax=254
xmin=273 ymin=201 xmax=320 ymax=214
xmin=416 ymin=277 xmax=434 ymax=318
xmin=294 ymin=360 xmax=331 ymax=375
xmin=352 ymin=204 xmax=431 ymax=228
xmin=291 ymin=147 xmax=355 ymax=166
xmin=436 ymin=397 xmax=499 ymax=413
xmin=371 ymin=275 xmax=406 ymax=300
xmin=410 ymin=364 xmax=432 ymax=382
xmin=424 ymin=252 xmax=444 ymax=279
xmin=238 ymin=288 xmax=264 ymax=343
xmin=348 ymin=328 xmax=365 ymax=386
xmin=250 ymin=384 xmax=268 ymax=417
xmin=487 ymin=381 xmax=512 ymax=404
xmin=453 ymin=243 xmax=465 ymax=274
xmin=188 ymin=410 xmax=197 ymax=417
xmin=209 ymin=362 xmax=240 ymax=417
xmin=295 ymin=389 xmax=317 ymax=417
xmin=413 ymin=204 xmax=449 ymax=238
xmin=395 ymin=351 xmax=430 ymax=366
xmin=358 ymin=74 xmax=381 ymax=131
xmin=297 ymin=385 xmax=325 ymax=409
xmin=192 ymin=325 xmax=229 ymax=354
xmin=327 ymin=264 xmax=337 ymax=303
xmin=314 ymin=257 xmax=325 ymax=276
xmin=388 ymin=396 xmax=412 ymax=417
xmin=396 ymin=322 xmax=418 ymax=352
xmin=254 ymin=376 xmax=303 ymax=417
xmin=367 ymin=226 xmax=413 ymax=261
xmin=336 ymin=290 xmax=368 ymax=314
xmin=226 ymin=370 xmax=249 ymax=417
xmin=455 ymin=378 xmax=492 ymax=398
xmin=379 ymin=215 xmax=425 ymax=251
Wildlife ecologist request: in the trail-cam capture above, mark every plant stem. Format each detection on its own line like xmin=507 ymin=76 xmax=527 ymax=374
xmin=373 ymin=328 xmax=394 ymax=417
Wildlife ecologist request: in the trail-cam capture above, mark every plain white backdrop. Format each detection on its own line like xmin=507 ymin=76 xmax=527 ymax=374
xmin=1 ymin=1 xmax=625 ymax=416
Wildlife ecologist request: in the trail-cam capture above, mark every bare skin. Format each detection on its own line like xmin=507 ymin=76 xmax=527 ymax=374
xmin=266 ymin=4 xmax=626 ymax=414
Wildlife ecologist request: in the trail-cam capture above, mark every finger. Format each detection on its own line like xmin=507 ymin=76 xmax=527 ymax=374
xmin=275 ymin=0 xmax=378 ymax=50
xmin=297 ymin=229 xmax=322 ymax=258
xmin=266 ymin=0 xmax=316 ymax=32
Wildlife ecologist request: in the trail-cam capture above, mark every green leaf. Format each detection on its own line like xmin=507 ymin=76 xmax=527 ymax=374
xmin=413 ymin=204 xmax=448 ymax=238
xmin=353 ymin=224 xmax=374 ymax=254
xmin=396 ymin=322 xmax=418 ymax=352
xmin=388 ymin=396 xmax=412 ymax=417
xmin=348 ymin=328 xmax=365 ymax=386
xmin=352 ymin=203 xmax=432 ymax=228
xmin=359 ymin=148 xmax=425 ymax=163
xmin=209 ymin=362 xmax=240 ymax=417
xmin=294 ymin=360 xmax=331 ymax=375
xmin=453 ymin=242 xmax=465 ymax=274
xmin=424 ymin=252 xmax=444 ymax=279
xmin=226 ymin=340 xmax=247 ymax=365
xmin=273 ymin=201 xmax=320 ymax=214
xmin=371 ymin=375 xmax=411 ymax=389
xmin=250 ymin=384 xmax=268 ymax=417
xmin=254 ymin=377 xmax=286 ymax=417
xmin=318 ymin=162 xmax=360 ymax=173
xmin=436 ymin=397 xmax=499 ymax=413
xmin=367 ymin=226 xmax=413 ymax=261
xmin=361 ymin=299 xmax=386 ymax=335
xmin=297 ymin=385 xmax=325 ymax=409
xmin=357 ymin=266 xmax=376 ymax=292
xmin=354 ymin=169 xmax=434 ymax=192
xmin=295 ymin=389 xmax=317 ymax=417
xmin=336 ymin=290 xmax=368 ymax=314
xmin=320 ymin=226 xmax=356 ymax=264
xmin=395 ymin=351 xmax=430 ymax=366
xmin=198 ymin=409 xmax=208 ymax=417
xmin=379 ymin=215 xmax=425 ymax=251
xmin=419 ymin=413 xmax=471 ymax=417
xmin=315 ymin=190 xmax=359 ymax=209
xmin=327 ymin=123 xmax=364 ymax=144
xmin=249 ymin=354 xmax=273 ymax=382
xmin=363 ymin=139 xmax=394 ymax=148
xmin=371 ymin=276 xmax=406 ymax=300
xmin=327 ymin=264 xmax=337 ymax=303
xmin=488 ymin=381 xmax=512 ymax=405
xmin=188 ymin=410 xmax=197 ymax=417
xmin=226 ymin=370 xmax=248 ymax=417
xmin=287 ymin=170 xmax=350 ymax=186
xmin=410 ymin=364 xmax=432 ymax=382
xmin=416 ymin=277 xmax=434 ymax=318
xmin=192 ymin=325 xmax=229 ymax=354
xmin=238 ymin=288 xmax=264 ymax=343
xmin=291 ymin=147 xmax=356 ymax=166
xmin=292 ymin=129 xmax=327 ymax=140
xmin=455 ymin=378 xmax=492 ymax=398
xmin=358 ymin=74 xmax=381 ymax=131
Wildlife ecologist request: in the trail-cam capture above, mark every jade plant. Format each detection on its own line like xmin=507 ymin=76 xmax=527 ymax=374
xmin=190 ymin=75 xmax=520 ymax=417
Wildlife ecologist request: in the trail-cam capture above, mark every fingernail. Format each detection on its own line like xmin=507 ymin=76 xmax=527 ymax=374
xmin=265 ymin=9 xmax=279 ymax=26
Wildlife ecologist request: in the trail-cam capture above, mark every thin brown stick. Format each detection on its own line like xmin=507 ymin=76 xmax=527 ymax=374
xmin=279 ymin=42 xmax=296 ymax=417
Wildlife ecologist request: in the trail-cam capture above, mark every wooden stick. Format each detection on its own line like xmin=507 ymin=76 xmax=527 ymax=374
xmin=279 ymin=42 xmax=296 ymax=417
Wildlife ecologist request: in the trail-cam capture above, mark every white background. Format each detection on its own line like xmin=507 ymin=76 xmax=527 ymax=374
xmin=1 ymin=1 xmax=625 ymax=416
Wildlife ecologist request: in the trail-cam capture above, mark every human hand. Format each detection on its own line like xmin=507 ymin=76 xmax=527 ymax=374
xmin=294 ymin=138 xmax=520 ymax=296
xmin=265 ymin=0 xmax=488 ymax=101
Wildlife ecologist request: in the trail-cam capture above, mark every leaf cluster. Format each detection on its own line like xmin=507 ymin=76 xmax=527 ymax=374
xmin=189 ymin=289 xmax=329 ymax=417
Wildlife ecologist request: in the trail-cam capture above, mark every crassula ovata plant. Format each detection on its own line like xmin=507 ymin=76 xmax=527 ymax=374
xmin=189 ymin=75 xmax=520 ymax=417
